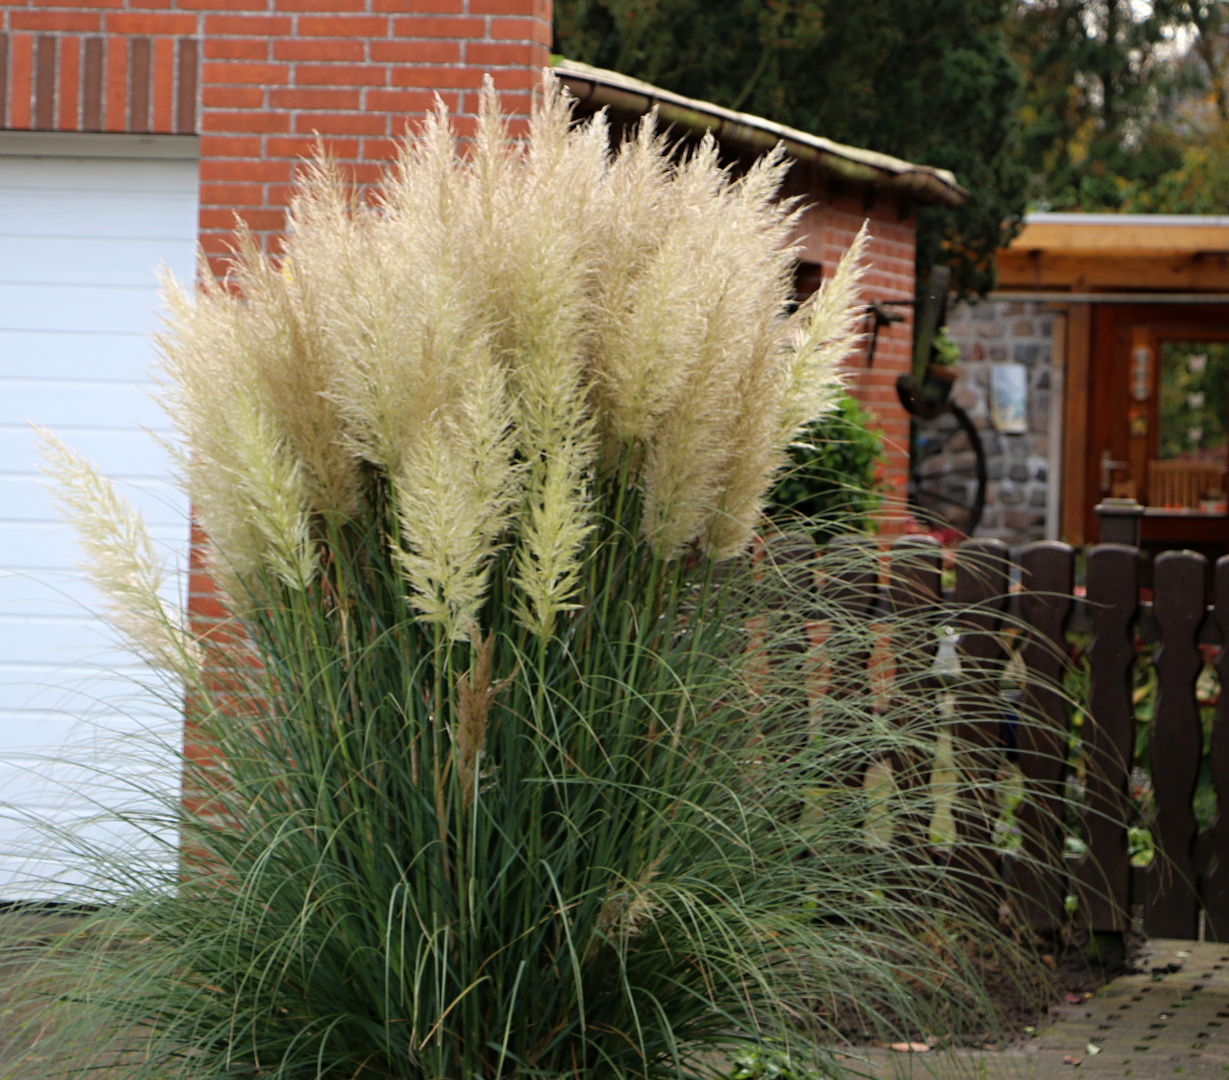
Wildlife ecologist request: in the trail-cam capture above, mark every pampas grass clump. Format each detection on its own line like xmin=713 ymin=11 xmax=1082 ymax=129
xmin=8 ymin=76 xmax=1049 ymax=1079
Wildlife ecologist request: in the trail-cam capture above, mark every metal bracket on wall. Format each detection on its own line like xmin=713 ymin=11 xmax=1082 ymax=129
xmin=864 ymin=299 xmax=909 ymax=368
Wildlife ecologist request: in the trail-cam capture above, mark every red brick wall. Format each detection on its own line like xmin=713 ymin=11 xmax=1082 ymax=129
xmin=0 ymin=0 xmax=553 ymax=271
xmin=820 ymin=196 xmax=916 ymax=529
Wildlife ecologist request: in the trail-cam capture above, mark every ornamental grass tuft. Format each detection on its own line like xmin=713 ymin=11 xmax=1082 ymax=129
xmin=6 ymin=75 xmax=1066 ymax=1080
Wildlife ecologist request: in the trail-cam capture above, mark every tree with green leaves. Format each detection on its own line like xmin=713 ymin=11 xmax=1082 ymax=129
xmin=1009 ymin=0 xmax=1229 ymax=214
xmin=554 ymin=0 xmax=1029 ymax=297
xmin=1009 ymin=0 xmax=1187 ymax=209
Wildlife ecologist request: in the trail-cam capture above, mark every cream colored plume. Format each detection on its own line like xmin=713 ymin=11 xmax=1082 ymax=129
xmin=390 ymin=360 xmax=519 ymax=640
xmin=463 ymin=78 xmax=599 ymax=635
xmin=226 ymin=398 xmax=318 ymax=591
xmin=629 ymin=142 xmax=803 ymax=559
xmin=36 ymin=428 xmax=196 ymax=677
xmin=137 ymin=70 xmax=872 ymax=638
xmin=777 ymin=222 xmax=870 ymax=443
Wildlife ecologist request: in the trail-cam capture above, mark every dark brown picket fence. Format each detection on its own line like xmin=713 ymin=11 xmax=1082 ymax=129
xmin=815 ymin=534 xmax=1229 ymax=941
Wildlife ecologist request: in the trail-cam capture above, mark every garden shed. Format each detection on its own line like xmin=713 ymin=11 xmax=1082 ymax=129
xmin=0 ymin=4 xmax=960 ymax=896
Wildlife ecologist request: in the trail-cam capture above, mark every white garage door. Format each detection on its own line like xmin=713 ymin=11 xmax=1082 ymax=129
xmin=0 ymin=132 xmax=198 ymax=898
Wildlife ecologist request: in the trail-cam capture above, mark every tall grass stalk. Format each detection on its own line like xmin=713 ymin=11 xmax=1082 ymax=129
xmin=6 ymin=75 xmax=1074 ymax=1079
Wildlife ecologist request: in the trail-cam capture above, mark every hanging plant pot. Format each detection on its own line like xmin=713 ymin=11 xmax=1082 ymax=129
xmin=923 ymin=363 xmax=958 ymax=409
xmin=896 ymin=364 xmax=959 ymax=421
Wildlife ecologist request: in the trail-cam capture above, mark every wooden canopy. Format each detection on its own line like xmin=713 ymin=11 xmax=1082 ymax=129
xmin=999 ymin=212 xmax=1229 ymax=294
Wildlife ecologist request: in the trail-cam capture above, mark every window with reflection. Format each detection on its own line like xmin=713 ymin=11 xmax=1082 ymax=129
xmin=1152 ymin=341 xmax=1229 ymax=513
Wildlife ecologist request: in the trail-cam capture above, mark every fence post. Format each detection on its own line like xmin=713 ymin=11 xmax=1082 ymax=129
xmin=1204 ymin=556 xmax=1229 ymax=940
xmin=951 ymin=538 xmax=1009 ymax=910
xmin=889 ymin=534 xmax=943 ymax=860
xmin=1078 ymin=544 xmax=1139 ymax=932
xmin=1015 ymin=541 xmax=1075 ymax=931
xmin=1141 ymin=551 xmax=1207 ymax=939
xmin=1094 ymin=498 xmax=1144 ymax=546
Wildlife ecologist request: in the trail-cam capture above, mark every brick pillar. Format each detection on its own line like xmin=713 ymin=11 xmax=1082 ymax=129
xmin=821 ymin=197 xmax=917 ymax=530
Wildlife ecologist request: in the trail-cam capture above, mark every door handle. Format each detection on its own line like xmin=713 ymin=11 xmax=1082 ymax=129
xmin=1100 ymin=448 xmax=1130 ymax=493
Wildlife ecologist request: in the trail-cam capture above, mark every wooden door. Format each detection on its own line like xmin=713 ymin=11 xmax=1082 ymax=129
xmin=1085 ymin=304 xmax=1229 ymax=553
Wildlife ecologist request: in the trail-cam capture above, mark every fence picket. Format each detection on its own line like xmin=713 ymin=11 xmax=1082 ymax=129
xmin=889 ymin=535 xmax=943 ymax=860
xmin=1079 ymin=544 xmax=1139 ymax=932
xmin=1141 ymin=552 xmax=1207 ymax=938
xmin=823 ymin=535 xmax=878 ymax=701
xmin=821 ymin=535 xmax=879 ymax=790
xmin=951 ymin=539 xmax=1009 ymax=909
xmin=1015 ymin=541 xmax=1075 ymax=930
xmin=1205 ymin=556 xmax=1229 ymax=940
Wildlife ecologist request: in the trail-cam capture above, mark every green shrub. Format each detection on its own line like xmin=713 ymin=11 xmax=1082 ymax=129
xmin=769 ymin=394 xmax=885 ymax=543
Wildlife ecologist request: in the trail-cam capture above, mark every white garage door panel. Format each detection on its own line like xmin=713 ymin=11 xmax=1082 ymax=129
xmin=0 ymin=284 xmax=167 ymax=334
xmin=0 ymin=570 xmax=186 ymax=616
xmin=0 ymin=153 xmax=197 ymax=192
xmin=0 ymin=331 xmax=150 ymax=380
xmin=0 ymin=617 xmax=146 ymax=668
xmin=0 ymin=523 xmax=185 ymax=571
xmin=0 ymin=137 xmax=197 ymax=898
xmin=0 ymin=572 xmax=97 ymax=613
xmin=0 ymin=670 xmax=161 ymax=716
xmin=0 ymin=192 xmax=196 ymax=241
xmin=0 ymin=476 xmax=184 ymax=527
xmin=0 ymin=703 xmax=176 ymax=746
xmin=0 ymin=380 xmax=169 ymax=428
xmin=0 ymin=427 xmax=164 ymax=474
xmin=0 ymin=237 xmax=192 ymax=286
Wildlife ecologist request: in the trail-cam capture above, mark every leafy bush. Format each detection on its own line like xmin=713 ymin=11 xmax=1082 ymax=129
xmin=11 ymin=77 xmax=1063 ymax=1079
xmin=769 ymin=394 xmax=885 ymax=543
xmin=726 ymin=1044 xmax=821 ymax=1080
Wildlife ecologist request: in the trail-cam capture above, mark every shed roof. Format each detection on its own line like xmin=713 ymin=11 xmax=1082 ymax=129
xmin=1010 ymin=212 xmax=1229 ymax=255
xmin=551 ymin=58 xmax=966 ymax=209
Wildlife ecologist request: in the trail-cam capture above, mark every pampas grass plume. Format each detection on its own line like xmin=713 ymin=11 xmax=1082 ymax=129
xmin=35 ymin=427 xmax=195 ymax=676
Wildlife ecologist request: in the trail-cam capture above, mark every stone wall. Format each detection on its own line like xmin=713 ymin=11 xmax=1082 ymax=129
xmin=944 ymin=299 xmax=1056 ymax=546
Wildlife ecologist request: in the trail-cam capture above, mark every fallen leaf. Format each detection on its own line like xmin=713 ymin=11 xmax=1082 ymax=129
xmin=1042 ymin=954 xmax=1057 ymax=969
xmin=888 ymin=1042 xmax=930 ymax=1053
xmin=1062 ymin=1055 xmax=1082 ymax=1066
xmin=1065 ymin=992 xmax=1083 ymax=1004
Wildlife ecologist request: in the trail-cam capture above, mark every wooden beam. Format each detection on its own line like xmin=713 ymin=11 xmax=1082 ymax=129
xmin=997 ymin=251 xmax=1229 ymax=293
xmin=1011 ymin=220 xmax=1229 ymax=254
xmin=1046 ymin=313 xmax=1067 ymax=541
xmin=1061 ymin=304 xmax=1091 ymax=546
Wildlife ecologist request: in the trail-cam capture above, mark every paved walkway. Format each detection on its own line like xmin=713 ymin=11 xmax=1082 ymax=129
xmin=855 ymin=939 xmax=1229 ymax=1079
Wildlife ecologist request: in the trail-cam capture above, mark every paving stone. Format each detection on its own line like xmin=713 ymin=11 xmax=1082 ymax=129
xmin=855 ymin=940 xmax=1229 ymax=1079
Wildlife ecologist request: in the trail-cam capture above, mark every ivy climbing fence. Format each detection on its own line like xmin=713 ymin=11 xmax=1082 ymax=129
xmin=808 ymin=534 xmax=1229 ymax=941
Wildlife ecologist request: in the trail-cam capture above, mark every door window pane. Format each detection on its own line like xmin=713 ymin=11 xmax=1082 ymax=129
xmin=1151 ymin=341 xmax=1228 ymax=511
xmin=1158 ymin=341 xmax=1229 ymax=465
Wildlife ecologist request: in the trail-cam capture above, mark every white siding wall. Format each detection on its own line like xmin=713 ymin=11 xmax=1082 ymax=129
xmin=0 ymin=133 xmax=198 ymax=897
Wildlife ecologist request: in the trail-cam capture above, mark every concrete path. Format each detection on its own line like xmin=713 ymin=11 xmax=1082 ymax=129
xmin=853 ymin=939 xmax=1229 ymax=1079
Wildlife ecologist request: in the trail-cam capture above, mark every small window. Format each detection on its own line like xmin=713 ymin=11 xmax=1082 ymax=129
xmin=1149 ymin=341 xmax=1229 ymax=512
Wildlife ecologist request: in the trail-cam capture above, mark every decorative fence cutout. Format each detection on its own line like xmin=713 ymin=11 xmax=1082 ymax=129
xmin=813 ymin=535 xmax=1229 ymax=938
